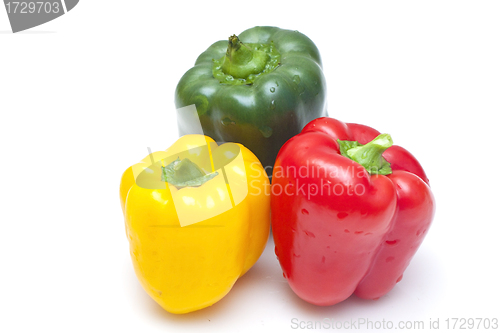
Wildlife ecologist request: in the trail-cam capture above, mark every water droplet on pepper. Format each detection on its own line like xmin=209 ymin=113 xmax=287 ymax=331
xmin=270 ymin=100 xmax=276 ymax=110
xmin=221 ymin=117 xmax=236 ymax=126
xmin=259 ymin=126 xmax=273 ymax=138
xmin=304 ymin=230 xmax=316 ymax=238
xmin=337 ymin=212 xmax=348 ymax=219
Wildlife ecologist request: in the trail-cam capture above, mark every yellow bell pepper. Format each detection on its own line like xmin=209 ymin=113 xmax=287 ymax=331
xmin=119 ymin=135 xmax=270 ymax=314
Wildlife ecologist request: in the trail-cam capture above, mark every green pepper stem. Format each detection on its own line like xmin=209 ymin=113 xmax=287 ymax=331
xmin=161 ymin=158 xmax=218 ymax=188
xmin=338 ymin=134 xmax=393 ymax=175
xmin=221 ymin=35 xmax=269 ymax=79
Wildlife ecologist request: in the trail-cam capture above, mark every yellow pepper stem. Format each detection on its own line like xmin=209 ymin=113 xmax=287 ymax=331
xmin=161 ymin=158 xmax=218 ymax=188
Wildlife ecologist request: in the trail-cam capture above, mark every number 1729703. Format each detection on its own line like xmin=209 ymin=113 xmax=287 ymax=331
xmin=445 ymin=318 xmax=498 ymax=330
xmin=5 ymin=2 xmax=60 ymax=14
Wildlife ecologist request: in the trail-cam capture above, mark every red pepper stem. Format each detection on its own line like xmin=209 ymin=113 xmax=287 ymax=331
xmin=338 ymin=134 xmax=393 ymax=175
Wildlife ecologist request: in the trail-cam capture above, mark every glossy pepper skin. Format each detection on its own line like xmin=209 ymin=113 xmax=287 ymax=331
xmin=175 ymin=26 xmax=327 ymax=175
xmin=271 ymin=117 xmax=435 ymax=306
xmin=120 ymin=135 xmax=270 ymax=314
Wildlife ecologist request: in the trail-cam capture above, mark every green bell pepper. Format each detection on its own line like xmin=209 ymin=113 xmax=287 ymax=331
xmin=175 ymin=26 xmax=327 ymax=175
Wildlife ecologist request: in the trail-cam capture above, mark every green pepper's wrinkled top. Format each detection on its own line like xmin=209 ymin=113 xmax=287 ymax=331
xmin=175 ymin=26 xmax=327 ymax=175
xmin=212 ymin=35 xmax=281 ymax=85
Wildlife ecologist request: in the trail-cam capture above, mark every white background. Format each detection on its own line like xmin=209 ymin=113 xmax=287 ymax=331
xmin=1 ymin=1 xmax=499 ymax=332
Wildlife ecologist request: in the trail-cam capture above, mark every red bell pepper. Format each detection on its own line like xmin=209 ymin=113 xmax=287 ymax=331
xmin=271 ymin=117 xmax=435 ymax=306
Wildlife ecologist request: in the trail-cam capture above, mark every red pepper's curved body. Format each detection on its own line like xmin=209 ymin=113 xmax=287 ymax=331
xmin=271 ymin=117 xmax=435 ymax=306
